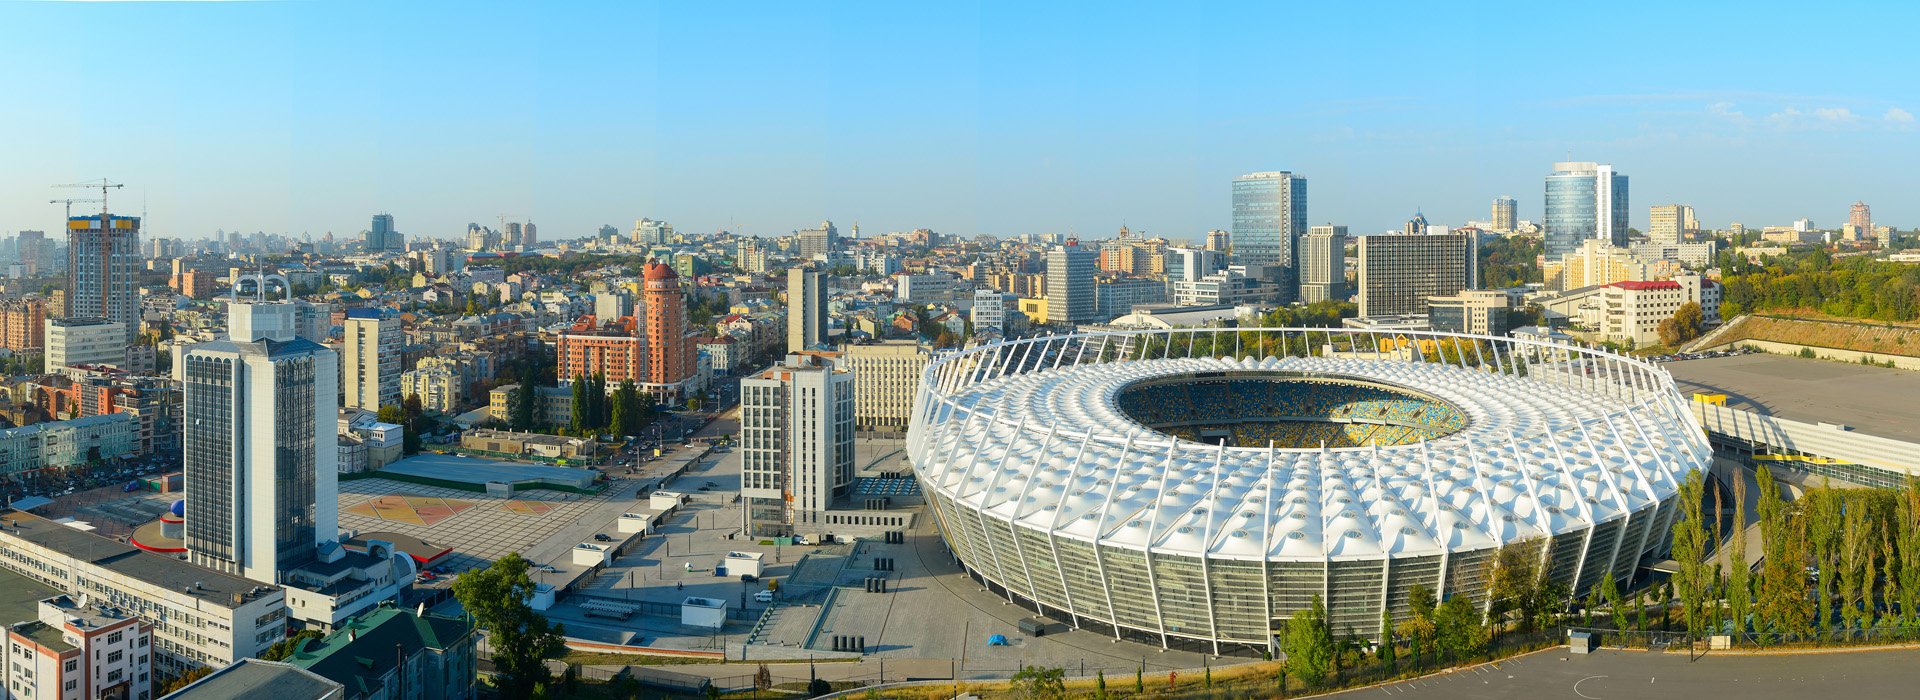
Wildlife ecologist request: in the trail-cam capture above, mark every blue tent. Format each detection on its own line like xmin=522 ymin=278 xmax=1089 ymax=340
xmin=987 ymin=634 xmax=1009 ymax=646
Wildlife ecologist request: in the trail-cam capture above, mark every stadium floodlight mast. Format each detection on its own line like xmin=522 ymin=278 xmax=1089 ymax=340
xmin=905 ymin=327 xmax=1711 ymax=658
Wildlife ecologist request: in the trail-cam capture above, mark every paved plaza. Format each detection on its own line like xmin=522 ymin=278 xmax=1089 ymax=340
xmin=335 ymin=477 xmax=633 ymax=566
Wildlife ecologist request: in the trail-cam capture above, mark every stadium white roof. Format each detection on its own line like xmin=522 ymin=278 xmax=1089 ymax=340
xmin=911 ymin=353 xmax=1711 ymax=562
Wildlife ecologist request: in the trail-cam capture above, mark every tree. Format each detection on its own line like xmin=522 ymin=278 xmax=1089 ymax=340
xmin=1670 ymin=469 xmax=1711 ymax=637
xmin=1093 ymin=670 xmax=1108 ymax=700
xmin=1657 ymin=302 xmax=1707 ymax=347
xmin=259 ymin=629 xmax=324 ymax=661
xmin=1489 ymin=537 xmax=1551 ymax=635
xmin=1398 ymin=583 xmax=1438 ymax=662
xmin=1433 ymin=596 xmax=1489 ymax=660
xmin=1283 ymin=595 xmax=1334 ymax=686
xmin=570 ymin=378 xmax=589 ymax=433
xmin=510 ymin=380 xmax=537 ymax=431
xmin=404 ymin=393 xmax=424 ymax=422
xmin=451 ymin=553 xmax=566 ymax=698
xmin=1377 ymin=607 xmax=1397 ymax=665
xmin=1728 ymin=473 xmax=1753 ymax=636
xmin=1600 ymin=573 xmax=1624 ymax=630
xmin=1008 ymin=665 xmax=1065 ymax=700
xmin=159 ymin=667 xmax=211 ymax=694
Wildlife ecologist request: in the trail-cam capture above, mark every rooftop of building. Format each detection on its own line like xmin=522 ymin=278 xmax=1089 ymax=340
xmin=163 ymin=658 xmax=345 ymax=700
xmin=0 ymin=509 xmax=274 ymax=609
xmin=1667 ymin=353 xmax=1920 ymax=444
xmin=0 ymin=569 xmax=61 ymax=628
xmin=1608 ymin=280 xmax=1683 ymax=291
xmin=10 ymin=621 xmax=73 ymax=653
xmin=288 ymin=604 xmax=470 ymax=697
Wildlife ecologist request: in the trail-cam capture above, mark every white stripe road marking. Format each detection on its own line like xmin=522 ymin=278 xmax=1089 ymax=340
xmin=1574 ymin=674 xmax=1609 ymax=699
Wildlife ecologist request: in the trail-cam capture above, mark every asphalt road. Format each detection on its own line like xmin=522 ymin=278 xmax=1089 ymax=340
xmin=1322 ymin=646 xmax=1920 ymax=699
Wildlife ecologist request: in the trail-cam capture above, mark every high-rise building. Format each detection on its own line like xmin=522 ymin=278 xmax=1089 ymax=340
xmin=1167 ymin=247 xmax=1226 ymax=285
xmin=556 ymin=316 xmax=645 ymax=386
xmin=971 ymin=288 xmax=1013 ymax=334
xmin=502 ymin=222 xmax=523 ymax=249
xmin=522 ymin=220 xmax=537 ymax=248
xmin=843 ymin=340 xmax=929 ymax=437
xmin=1356 ymin=233 xmax=1479 ymax=318
xmin=1403 ymin=212 xmax=1430 ymax=236
xmin=1045 ymin=240 xmax=1097 ymax=325
xmin=1848 ymin=201 xmax=1872 ymax=241
xmin=737 ymin=239 xmax=769 ymax=273
xmin=1231 ymin=171 xmax=1307 ymax=292
xmin=16 ymin=230 xmax=47 ymax=276
xmin=795 ymin=221 xmax=838 ymax=260
xmin=1491 ymin=196 xmax=1517 ymax=232
xmin=632 ymin=218 xmax=673 ymax=246
xmin=740 ymin=353 xmax=854 ymax=536
xmin=183 ymin=274 xmax=339 ymax=583
xmin=0 ymin=297 xmax=46 ymax=351
xmin=1543 ymin=161 xmax=1629 ymax=260
xmin=1298 ymin=227 xmax=1347 ymax=303
xmin=1648 ymin=204 xmax=1694 ymax=244
xmin=65 ymin=213 xmax=141 ymax=345
xmin=641 ymin=260 xmax=698 ymax=401
xmin=787 ymin=266 xmax=828 ymax=351
xmin=367 ymin=213 xmax=394 ymax=252
xmin=1205 ymin=229 xmax=1231 ymax=252
xmin=341 ymin=308 xmax=401 ymax=411
xmin=465 ymin=223 xmax=491 ymax=251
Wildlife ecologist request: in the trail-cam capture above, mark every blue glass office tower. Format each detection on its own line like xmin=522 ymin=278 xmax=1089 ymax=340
xmin=1543 ymin=162 xmax=1629 ymax=260
xmin=1231 ymin=171 xmax=1307 ymax=299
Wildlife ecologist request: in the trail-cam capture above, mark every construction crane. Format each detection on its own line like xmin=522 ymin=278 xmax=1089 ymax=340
xmin=49 ymin=198 xmax=104 ymax=218
xmin=53 ymin=179 xmax=123 ymax=217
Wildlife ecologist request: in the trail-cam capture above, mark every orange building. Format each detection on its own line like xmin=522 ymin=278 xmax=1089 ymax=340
xmin=555 ymin=314 xmax=645 ymax=386
xmin=0 ymin=297 xmax=46 ymax=351
xmin=640 ymin=261 xmax=699 ymax=400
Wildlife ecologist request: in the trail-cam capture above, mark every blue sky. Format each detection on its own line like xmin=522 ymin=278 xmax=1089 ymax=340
xmin=2 ymin=1 xmax=1917 ymax=242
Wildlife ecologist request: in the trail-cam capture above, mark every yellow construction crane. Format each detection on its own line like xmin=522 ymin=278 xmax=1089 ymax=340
xmin=49 ymin=198 xmax=103 ymax=218
xmin=53 ymin=179 xmax=123 ymax=217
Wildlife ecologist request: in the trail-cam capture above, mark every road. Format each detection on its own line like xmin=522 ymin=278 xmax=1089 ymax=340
xmin=1322 ymin=646 xmax=1920 ymax=699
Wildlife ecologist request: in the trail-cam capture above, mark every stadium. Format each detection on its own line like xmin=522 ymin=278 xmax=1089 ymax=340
xmin=906 ymin=328 xmax=1712 ymax=656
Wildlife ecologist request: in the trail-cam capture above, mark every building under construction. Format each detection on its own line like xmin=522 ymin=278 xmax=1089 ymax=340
xmin=65 ymin=212 xmax=141 ymax=345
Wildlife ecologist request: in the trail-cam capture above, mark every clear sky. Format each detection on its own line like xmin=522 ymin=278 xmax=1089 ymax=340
xmin=2 ymin=1 xmax=1917 ymax=242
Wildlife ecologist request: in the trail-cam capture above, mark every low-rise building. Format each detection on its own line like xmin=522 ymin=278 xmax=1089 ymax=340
xmin=485 ymin=385 xmax=573 ymax=427
xmin=400 ymin=364 xmax=461 ymax=413
xmin=0 ymin=509 xmax=288 ymax=678
xmin=3 ymin=594 xmax=152 ymax=700
xmin=0 ymin=413 xmax=136 ymax=477
xmin=842 ymin=340 xmax=928 ymax=438
xmin=286 ymin=605 xmax=475 ymax=700
xmin=161 ymin=658 xmax=344 ymax=700
xmin=458 ymin=429 xmax=597 ymax=461
xmin=1426 ymin=289 xmax=1512 ymax=336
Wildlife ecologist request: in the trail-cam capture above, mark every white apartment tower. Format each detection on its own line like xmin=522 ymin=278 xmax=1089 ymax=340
xmin=1299 ymin=226 xmax=1347 ymax=303
xmin=183 ymin=274 xmax=340 ymax=583
xmin=341 ymin=308 xmax=401 ymax=410
xmin=739 ymin=353 xmax=855 ymax=537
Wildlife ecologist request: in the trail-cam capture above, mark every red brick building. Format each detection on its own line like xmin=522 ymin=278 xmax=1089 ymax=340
xmin=640 ymin=261 xmax=699 ymax=401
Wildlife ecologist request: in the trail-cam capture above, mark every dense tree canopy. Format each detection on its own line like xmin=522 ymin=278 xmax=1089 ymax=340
xmin=1717 ymin=250 xmax=1920 ymax=321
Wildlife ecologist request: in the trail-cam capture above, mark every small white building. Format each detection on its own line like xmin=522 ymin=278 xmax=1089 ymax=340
xmin=720 ymin=551 xmax=764 ymax=578
xmin=570 ymin=542 xmax=612 ymax=567
xmin=617 ymin=512 xmax=658 ymax=534
xmin=649 ymin=491 xmax=688 ymax=512
xmin=2 ymin=595 xmax=151 ymax=700
xmin=680 ymin=597 xmax=727 ymax=630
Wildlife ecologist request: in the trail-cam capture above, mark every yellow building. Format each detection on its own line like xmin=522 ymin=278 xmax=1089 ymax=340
xmin=1017 ymin=297 xmax=1049 ymax=325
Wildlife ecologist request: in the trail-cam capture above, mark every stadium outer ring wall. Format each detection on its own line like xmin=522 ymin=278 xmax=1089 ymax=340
xmin=904 ymin=327 xmax=1712 ymax=657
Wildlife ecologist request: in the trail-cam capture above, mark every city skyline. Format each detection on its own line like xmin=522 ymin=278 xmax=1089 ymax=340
xmin=4 ymin=2 xmax=1920 ymax=240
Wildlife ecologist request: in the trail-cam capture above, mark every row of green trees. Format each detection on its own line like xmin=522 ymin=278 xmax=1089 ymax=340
xmin=1716 ymin=248 xmax=1920 ymax=322
xmin=1668 ymin=468 xmax=1920 ymax=642
xmin=568 ymin=374 xmax=654 ymax=437
xmin=1281 ymin=585 xmax=1494 ymax=688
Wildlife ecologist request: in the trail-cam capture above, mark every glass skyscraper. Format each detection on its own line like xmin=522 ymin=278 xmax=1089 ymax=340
xmin=1543 ymin=162 xmax=1629 ymax=260
xmin=1231 ymin=171 xmax=1307 ymax=298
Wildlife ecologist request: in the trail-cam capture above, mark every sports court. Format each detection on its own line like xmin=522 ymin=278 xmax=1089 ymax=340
xmin=342 ymin=495 xmax=476 ymax=526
